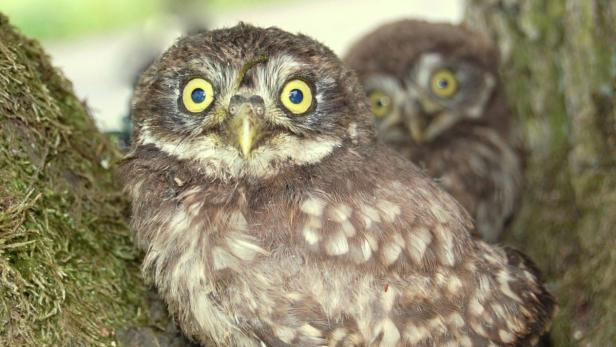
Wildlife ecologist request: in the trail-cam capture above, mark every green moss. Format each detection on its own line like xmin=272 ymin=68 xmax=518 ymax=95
xmin=0 ymin=13 xmax=150 ymax=346
xmin=466 ymin=0 xmax=616 ymax=345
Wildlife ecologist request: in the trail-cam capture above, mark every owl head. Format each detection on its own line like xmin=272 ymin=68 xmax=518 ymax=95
xmin=130 ymin=23 xmax=372 ymax=180
xmin=344 ymin=20 xmax=504 ymax=145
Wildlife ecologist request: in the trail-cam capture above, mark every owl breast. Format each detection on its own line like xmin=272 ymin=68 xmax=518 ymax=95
xmin=125 ymin=150 xmax=551 ymax=347
xmin=141 ymin=183 xmax=388 ymax=346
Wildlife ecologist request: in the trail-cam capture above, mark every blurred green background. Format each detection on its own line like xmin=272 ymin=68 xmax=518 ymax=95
xmin=1 ymin=0 xmax=280 ymax=40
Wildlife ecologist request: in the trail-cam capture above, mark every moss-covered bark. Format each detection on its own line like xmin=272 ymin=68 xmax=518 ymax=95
xmin=0 ymin=13 xmax=165 ymax=346
xmin=465 ymin=1 xmax=616 ymax=345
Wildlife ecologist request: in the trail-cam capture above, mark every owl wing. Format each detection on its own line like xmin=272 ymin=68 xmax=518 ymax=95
xmin=426 ymin=127 xmax=523 ymax=242
xmin=296 ymin=144 xmax=475 ymax=272
xmin=293 ymin=144 xmax=555 ymax=345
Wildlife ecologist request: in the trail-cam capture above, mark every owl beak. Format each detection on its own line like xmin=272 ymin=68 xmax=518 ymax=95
xmin=230 ymin=106 xmax=259 ymax=158
xmin=228 ymin=96 xmax=266 ymax=158
xmin=408 ymin=111 xmax=459 ymax=144
xmin=408 ymin=117 xmax=426 ymax=144
xmin=229 ymin=95 xmax=265 ymax=159
xmin=238 ymin=113 xmax=255 ymax=158
xmin=407 ymin=97 xmax=446 ymax=143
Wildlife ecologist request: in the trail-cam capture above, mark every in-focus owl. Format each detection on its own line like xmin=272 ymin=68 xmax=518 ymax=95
xmin=121 ymin=24 xmax=554 ymax=346
xmin=344 ymin=20 xmax=523 ymax=242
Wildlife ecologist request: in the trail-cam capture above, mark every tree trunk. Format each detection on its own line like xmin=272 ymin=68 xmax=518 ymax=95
xmin=0 ymin=13 xmax=193 ymax=346
xmin=465 ymin=1 xmax=616 ymax=346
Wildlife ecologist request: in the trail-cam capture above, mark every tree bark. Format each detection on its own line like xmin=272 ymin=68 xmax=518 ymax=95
xmin=465 ymin=1 xmax=616 ymax=345
xmin=0 ymin=13 xmax=193 ymax=346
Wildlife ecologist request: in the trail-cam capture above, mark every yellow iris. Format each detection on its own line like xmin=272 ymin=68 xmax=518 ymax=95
xmin=280 ymin=79 xmax=313 ymax=115
xmin=430 ymin=69 xmax=458 ymax=98
xmin=182 ymin=78 xmax=214 ymax=113
xmin=368 ymin=90 xmax=393 ymax=118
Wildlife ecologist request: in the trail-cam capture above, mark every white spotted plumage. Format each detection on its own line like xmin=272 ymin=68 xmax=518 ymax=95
xmin=123 ymin=23 xmax=555 ymax=347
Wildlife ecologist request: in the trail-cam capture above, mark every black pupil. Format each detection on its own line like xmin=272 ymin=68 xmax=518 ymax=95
xmin=289 ymin=89 xmax=303 ymax=104
xmin=438 ymin=79 xmax=449 ymax=89
xmin=191 ymin=88 xmax=206 ymax=103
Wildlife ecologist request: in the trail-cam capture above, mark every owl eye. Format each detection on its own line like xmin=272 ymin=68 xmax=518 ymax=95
xmin=280 ymin=79 xmax=313 ymax=115
xmin=430 ymin=69 xmax=458 ymax=98
xmin=368 ymin=90 xmax=393 ymax=118
xmin=182 ymin=78 xmax=215 ymax=113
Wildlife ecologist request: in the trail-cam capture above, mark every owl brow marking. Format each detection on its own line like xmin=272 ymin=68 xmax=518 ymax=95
xmin=235 ymin=54 xmax=269 ymax=89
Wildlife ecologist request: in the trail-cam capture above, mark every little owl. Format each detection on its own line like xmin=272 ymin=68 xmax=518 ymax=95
xmin=344 ymin=20 xmax=523 ymax=242
xmin=121 ymin=24 xmax=554 ymax=346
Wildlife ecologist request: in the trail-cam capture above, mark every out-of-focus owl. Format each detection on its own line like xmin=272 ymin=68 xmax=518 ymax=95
xmin=121 ymin=24 xmax=554 ymax=346
xmin=344 ymin=20 xmax=523 ymax=242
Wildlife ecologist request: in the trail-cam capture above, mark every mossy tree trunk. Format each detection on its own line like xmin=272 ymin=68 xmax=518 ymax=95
xmin=0 ymin=13 xmax=190 ymax=346
xmin=465 ymin=1 xmax=616 ymax=346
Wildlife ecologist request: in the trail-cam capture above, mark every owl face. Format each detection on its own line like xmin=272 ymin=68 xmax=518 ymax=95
xmin=365 ymin=54 xmax=495 ymax=144
xmin=132 ymin=24 xmax=368 ymax=180
xmin=345 ymin=20 xmax=500 ymax=145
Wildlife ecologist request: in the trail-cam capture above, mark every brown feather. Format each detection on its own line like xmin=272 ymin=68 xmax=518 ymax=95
xmin=122 ymin=23 xmax=554 ymax=347
xmin=344 ymin=19 xmax=524 ymax=242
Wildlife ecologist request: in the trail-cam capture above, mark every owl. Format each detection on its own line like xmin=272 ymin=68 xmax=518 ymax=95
xmin=121 ymin=24 xmax=554 ymax=346
xmin=344 ymin=20 xmax=523 ymax=242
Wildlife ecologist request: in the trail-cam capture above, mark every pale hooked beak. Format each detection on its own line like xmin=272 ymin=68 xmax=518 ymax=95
xmin=408 ymin=117 xmax=426 ymax=144
xmin=238 ymin=112 xmax=254 ymax=157
xmin=407 ymin=97 xmax=445 ymax=144
xmin=227 ymin=95 xmax=265 ymax=158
